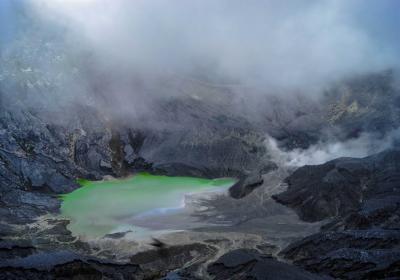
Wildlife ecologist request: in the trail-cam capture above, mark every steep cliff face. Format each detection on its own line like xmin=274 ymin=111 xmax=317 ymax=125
xmin=130 ymin=96 xmax=269 ymax=178
xmin=0 ymin=109 xmax=110 ymax=227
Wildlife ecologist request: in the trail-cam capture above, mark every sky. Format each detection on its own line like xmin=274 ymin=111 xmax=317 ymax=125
xmin=0 ymin=0 xmax=18 ymax=44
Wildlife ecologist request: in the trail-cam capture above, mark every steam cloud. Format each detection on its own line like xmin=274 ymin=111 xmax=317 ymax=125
xmin=266 ymin=128 xmax=400 ymax=167
xmin=1 ymin=0 xmax=400 ymax=161
xmin=25 ymin=0 xmax=399 ymax=91
xmin=1 ymin=1 xmax=398 ymax=106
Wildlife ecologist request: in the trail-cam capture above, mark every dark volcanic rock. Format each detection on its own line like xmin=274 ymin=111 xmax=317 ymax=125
xmin=282 ymin=229 xmax=400 ymax=260
xmin=0 ymin=239 xmax=36 ymax=260
xmin=141 ymin=128 xmax=268 ymax=179
xmin=207 ymin=249 xmax=329 ymax=280
xmin=281 ymin=229 xmax=400 ymax=279
xmin=103 ymin=231 xmax=132 ymax=239
xmin=0 ymin=243 xmax=218 ymax=280
xmin=291 ymin=248 xmax=400 ymax=279
xmin=130 ymin=242 xmax=217 ymax=277
xmin=275 ymin=149 xmax=400 ymax=279
xmin=321 ymin=194 xmax=400 ymax=232
xmin=0 ymin=251 xmax=141 ymax=280
xmin=273 ymin=149 xmax=400 ymax=222
xmin=229 ymin=173 xmax=264 ymax=199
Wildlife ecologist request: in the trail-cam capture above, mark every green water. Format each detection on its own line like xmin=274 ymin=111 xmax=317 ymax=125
xmin=60 ymin=173 xmax=236 ymax=238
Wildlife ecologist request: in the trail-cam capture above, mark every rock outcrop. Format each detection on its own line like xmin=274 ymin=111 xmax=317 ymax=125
xmin=207 ymin=249 xmax=330 ymax=280
xmin=274 ymin=149 xmax=400 ymax=279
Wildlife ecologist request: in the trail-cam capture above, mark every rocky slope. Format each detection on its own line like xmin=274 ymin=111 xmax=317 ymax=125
xmin=207 ymin=249 xmax=330 ymax=280
xmin=273 ymin=149 xmax=400 ymax=279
